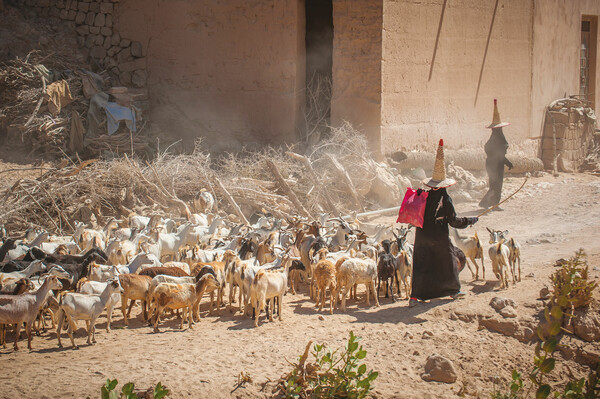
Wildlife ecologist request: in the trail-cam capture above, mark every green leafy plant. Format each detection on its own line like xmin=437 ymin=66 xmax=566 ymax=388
xmin=491 ymin=249 xmax=599 ymax=399
xmin=87 ymin=379 xmax=169 ymax=399
xmin=281 ymin=331 xmax=378 ymax=398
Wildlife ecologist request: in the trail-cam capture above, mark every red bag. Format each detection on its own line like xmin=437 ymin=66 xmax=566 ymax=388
xmin=396 ymin=188 xmax=428 ymax=228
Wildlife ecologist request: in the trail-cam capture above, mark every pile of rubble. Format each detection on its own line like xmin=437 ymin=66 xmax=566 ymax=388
xmin=0 ymin=4 xmax=153 ymax=159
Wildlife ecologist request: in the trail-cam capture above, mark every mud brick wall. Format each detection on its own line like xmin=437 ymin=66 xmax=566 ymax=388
xmin=11 ymin=0 xmax=146 ymax=88
xmin=541 ymin=110 xmax=594 ymax=171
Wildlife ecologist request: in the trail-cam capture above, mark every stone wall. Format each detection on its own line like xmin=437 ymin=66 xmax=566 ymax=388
xmin=12 ymin=0 xmax=147 ymax=88
xmin=381 ymin=0 xmax=534 ymax=153
xmin=541 ymin=104 xmax=595 ymax=171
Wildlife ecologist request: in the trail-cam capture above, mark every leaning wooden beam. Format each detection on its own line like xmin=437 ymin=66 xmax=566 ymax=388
xmin=214 ymin=179 xmax=250 ymax=225
xmin=265 ymin=160 xmax=313 ymax=219
xmin=342 ymin=206 xmax=401 ymax=221
xmin=285 ymin=151 xmax=338 ymax=215
xmin=325 ymin=153 xmax=364 ymax=212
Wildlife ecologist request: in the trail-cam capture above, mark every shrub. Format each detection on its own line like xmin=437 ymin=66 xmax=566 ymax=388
xmin=280 ymin=331 xmax=378 ymax=398
xmin=87 ymin=379 xmax=169 ymax=399
xmin=491 ymin=249 xmax=599 ymax=399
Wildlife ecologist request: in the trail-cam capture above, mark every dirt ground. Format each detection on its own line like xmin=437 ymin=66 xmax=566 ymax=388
xmin=1 ymin=170 xmax=600 ymax=398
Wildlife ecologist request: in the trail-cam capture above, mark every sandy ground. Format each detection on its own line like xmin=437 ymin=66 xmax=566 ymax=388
xmin=1 ymin=172 xmax=600 ymax=398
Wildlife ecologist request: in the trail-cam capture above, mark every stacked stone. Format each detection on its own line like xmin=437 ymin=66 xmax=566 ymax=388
xmin=542 ymin=107 xmax=594 ymax=170
xmin=13 ymin=0 xmax=147 ymax=88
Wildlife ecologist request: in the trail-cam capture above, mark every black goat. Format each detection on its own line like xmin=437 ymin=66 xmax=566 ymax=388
xmin=377 ymin=240 xmax=397 ymax=302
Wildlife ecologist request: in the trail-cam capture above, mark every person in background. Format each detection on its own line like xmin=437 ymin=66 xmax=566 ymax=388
xmin=479 ymin=99 xmax=513 ymax=210
xmin=409 ymin=139 xmax=478 ymax=307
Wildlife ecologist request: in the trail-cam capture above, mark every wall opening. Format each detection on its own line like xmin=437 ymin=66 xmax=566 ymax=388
xmin=304 ymin=0 xmax=333 ymax=144
xmin=580 ymin=16 xmax=597 ymax=108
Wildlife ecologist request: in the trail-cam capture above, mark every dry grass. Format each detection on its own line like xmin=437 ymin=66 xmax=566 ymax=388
xmin=0 ymin=124 xmax=393 ymax=235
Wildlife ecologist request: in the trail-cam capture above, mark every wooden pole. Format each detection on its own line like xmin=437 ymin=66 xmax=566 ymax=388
xmin=214 ymin=179 xmax=250 ymax=225
xmin=325 ymin=154 xmax=364 ymax=212
xmin=285 ymin=151 xmax=338 ymax=214
xmin=266 ymin=160 xmax=313 ymax=219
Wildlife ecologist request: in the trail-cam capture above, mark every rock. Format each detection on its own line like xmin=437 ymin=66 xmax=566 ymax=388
xmin=74 ymin=10 xmax=85 ymax=24
xmin=100 ymin=2 xmax=113 ymax=14
xmin=94 ymin=34 xmax=104 ymax=46
xmin=474 ymin=371 xmax=482 ymax=377
xmin=499 ymin=306 xmax=518 ymax=318
xmin=89 ymin=26 xmax=100 ymax=34
xmin=404 ymin=331 xmax=413 ymax=339
xmin=75 ymin=25 xmax=89 ymax=35
xmin=89 ymin=2 xmax=99 ymax=12
xmin=521 ymin=327 xmax=535 ymax=342
xmin=421 ymin=354 xmax=457 ymax=383
xmin=119 ymin=71 xmax=131 ymax=86
xmin=116 ymin=47 xmax=131 ymax=63
xmin=526 ymin=272 xmax=536 ymax=278
xmin=318 ymin=315 xmax=324 ymax=321
xmin=478 ymin=317 xmax=520 ymax=336
xmin=131 ymin=41 xmax=143 ymax=57
xmin=119 ymin=57 xmax=146 ymax=72
xmin=413 ymin=350 xmax=420 ymax=356
xmin=422 ymin=330 xmax=434 ymax=339
xmin=120 ymin=38 xmax=131 ymax=47
xmin=84 ymin=11 xmax=95 ymax=25
xmin=105 ymin=13 xmax=112 ymax=28
xmin=573 ymin=308 xmax=600 ymax=342
xmin=131 ymin=69 xmax=147 ymax=88
xmin=111 ymin=32 xmax=120 ymax=46
xmin=490 ymin=297 xmax=517 ymax=312
xmin=59 ymin=9 xmax=68 ymax=19
xmin=67 ymin=9 xmax=77 ymax=20
xmin=78 ymin=1 xmax=89 ymax=12
xmin=107 ymin=46 xmax=119 ymax=57
xmin=539 ymin=286 xmax=550 ymax=300
xmin=94 ymin=13 xmax=105 ymax=27
xmin=100 ymin=27 xmax=112 ymax=36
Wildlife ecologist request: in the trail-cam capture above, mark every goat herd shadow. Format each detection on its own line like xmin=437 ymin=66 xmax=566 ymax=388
xmin=3 ymin=278 xmax=503 ymax=353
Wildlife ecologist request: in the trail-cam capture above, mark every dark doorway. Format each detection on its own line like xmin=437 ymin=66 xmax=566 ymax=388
xmin=580 ymin=16 xmax=597 ymax=108
xmin=304 ymin=0 xmax=333 ymax=144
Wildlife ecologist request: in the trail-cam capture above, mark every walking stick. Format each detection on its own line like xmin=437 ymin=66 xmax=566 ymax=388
xmin=477 ymin=175 xmax=529 ymax=218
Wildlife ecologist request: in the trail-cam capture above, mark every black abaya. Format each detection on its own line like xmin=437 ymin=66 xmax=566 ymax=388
xmin=411 ymin=188 xmax=473 ymax=301
xmin=479 ymin=128 xmax=512 ymax=208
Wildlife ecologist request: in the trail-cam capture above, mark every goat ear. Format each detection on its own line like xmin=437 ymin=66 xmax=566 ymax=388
xmin=504 ymin=230 xmax=509 ymax=236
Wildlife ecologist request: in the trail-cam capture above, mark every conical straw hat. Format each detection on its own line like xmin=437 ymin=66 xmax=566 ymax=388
xmin=486 ymin=98 xmax=510 ymax=128
xmin=422 ymin=139 xmax=456 ymax=188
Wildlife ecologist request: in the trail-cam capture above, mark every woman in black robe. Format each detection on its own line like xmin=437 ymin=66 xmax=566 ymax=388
xmin=410 ymin=187 xmax=477 ymax=305
xmin=479 ymin=100 xmax=514 ymax=209
xmin=479 ymin=127 xmax=513 ymax=209
xmin=407 ymin=139 xmax=478 ymax=307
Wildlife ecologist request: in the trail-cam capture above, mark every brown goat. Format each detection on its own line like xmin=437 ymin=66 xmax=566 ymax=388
xmin=118 ymin=274 xmax=153 ymax=326
xmin=139 ymin=267 xmax=189 ymax=279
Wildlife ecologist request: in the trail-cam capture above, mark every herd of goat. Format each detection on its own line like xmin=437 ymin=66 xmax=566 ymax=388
xmin=0 ymin=200 xmax=522 ymax=351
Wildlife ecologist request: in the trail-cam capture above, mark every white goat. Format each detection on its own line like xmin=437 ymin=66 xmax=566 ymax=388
xmin=496 ymin=230 xmax=522 ymax=282
xmin=0 ymin=260 xmax=47 ymax=284
xmin=250 ymin=255 xmax=296 ymax=327
xmin=77 ymin=279 xmax=122 ymax=331
xmin=450 ymin=228 xmax=485 ymax=280
xmin=0 ymin=275 xmax=62 ymax=350
xmin=336 ymin=257 xmax=379 ymax=312
xmin=56 ymin=279 xmax=122 ymax=348
xmin=486 ymin=228 xmax=511 ymax=289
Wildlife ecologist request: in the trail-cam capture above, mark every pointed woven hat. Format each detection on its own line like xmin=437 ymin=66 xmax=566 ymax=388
xmin=422 ymin=139 xmax=456 ymax=188
xmin=486 ymin=98 xmax=510 ymax=128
